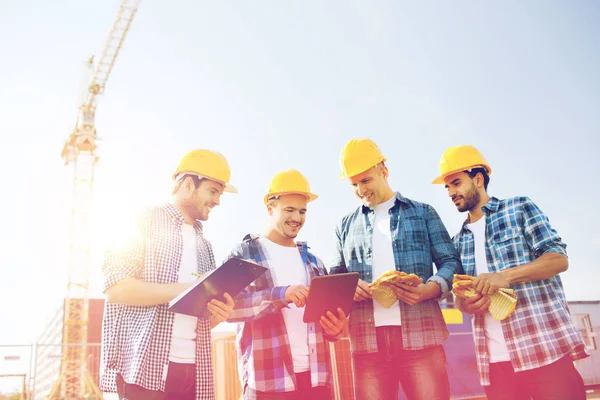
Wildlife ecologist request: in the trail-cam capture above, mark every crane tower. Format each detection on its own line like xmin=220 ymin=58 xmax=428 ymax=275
xmin=50 ymin=1 xmax=140 ymax=398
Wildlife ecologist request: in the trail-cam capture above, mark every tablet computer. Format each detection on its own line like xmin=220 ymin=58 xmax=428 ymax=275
xmin=168 ymin=257 xmax=267 ymax=319
xmin=303 ymin=272 xmax=359 ymax=323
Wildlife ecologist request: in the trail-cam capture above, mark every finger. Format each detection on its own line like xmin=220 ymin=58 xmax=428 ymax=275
xmin=358 ymin=280 xmax=373 ymax=296
xmin=473 ymin=297 xmax=491 ymax=313
xmin=207 ymin=303 xmax=227 ymax=319
xmin=325 ymin=311 xmax=340 ymax=323
xmin=319 ymin=319 xmax=337 ymax=336
xmin=473 ymin=278 xmax=482 ymax=293
xmin=354 ymin=293 xmax=368 ymax=302
xmin=223 ymin=292 xmax=235 ymax=306
xmin=484 ymin=281 xmax=493 ymax=296
xmin=471 ymin=295 xmax=488 ymax=308
xmin=296 ymin=294 xmax=306 ymax=308
xmin=464 ymin=294 xmax=481 ymax=304
xmin=209 ymin=299 xmax=227 ymax=311
xmin=296 ymin=292 xmax=307 ymax=304
xmin=395 ymin=283 xmax=418 ymax=292
xmin=355 ymin=286 xmax=372 ymax=299
xmin=337 ymin=307 xmax=346 ymax=320
xmin=320 ymin=315 xmax=335 ymax=330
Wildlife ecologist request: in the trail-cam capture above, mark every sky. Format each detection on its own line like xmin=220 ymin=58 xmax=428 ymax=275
xmin=0 ymin=0 xmax=599 ymax=358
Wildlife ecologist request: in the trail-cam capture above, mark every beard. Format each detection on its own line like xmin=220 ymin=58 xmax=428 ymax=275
xmin=456 ymin=184 xmax=480 ymax=213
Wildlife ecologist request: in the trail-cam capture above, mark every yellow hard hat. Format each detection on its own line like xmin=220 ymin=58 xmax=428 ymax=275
xmin=339 ymin=138 xmax=387 ymax=179
xmin=264 ymin=169 xmax=318 ymax=204
xmin=173 ymin=149 xmax=237 ymax=193
xmin=432 ymin=145 xmax=492 ymax=184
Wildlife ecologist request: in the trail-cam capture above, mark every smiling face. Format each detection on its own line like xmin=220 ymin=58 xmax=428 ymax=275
xmin=177 ymin=176 xmax=224 ymax=222
xmin=443 ymin=171 xmax=482 ymax=213
xmin=348 ymin=163 xmax=394 ymax=208
xmin=266 ymin=193 xmax=308 ymax=246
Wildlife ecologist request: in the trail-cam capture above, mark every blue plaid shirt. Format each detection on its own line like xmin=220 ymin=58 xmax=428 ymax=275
xmin=331 ymin=192 xmax=463 ymax=353
xmin=453 ymin=196 xmax=589 ymax=386
xmin=225 ymin=234 xmax=334 ymax=398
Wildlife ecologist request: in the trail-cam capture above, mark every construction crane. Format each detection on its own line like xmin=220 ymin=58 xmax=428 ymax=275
xmin=50 ymin=1 xmax=141 ymax=398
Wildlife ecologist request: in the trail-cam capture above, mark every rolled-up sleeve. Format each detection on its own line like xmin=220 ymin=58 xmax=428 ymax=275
xmin=521 ymin=197 xmax=567 ymax=258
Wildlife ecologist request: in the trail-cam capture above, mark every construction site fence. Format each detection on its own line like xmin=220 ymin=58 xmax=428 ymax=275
xmin=1 ymin=335 xmax=497 ymax=399
xmin=0 ymin=338 xmax=355 ymax=400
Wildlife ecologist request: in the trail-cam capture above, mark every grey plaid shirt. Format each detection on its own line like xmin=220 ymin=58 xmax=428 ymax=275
xmin=100 ymin=203 xmax=216 ymax=400
xmin=331 ymin=192 xmax=463 ymax=353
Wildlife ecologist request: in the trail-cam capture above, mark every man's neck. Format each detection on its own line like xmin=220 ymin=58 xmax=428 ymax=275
xmin=263 ymin=230 xmax=296 ymax=247
xmin=171 ymin=198 xmax=195 ymax=225
xmin=377 ymin=190 xmax=396 ymax=206
xmin=467 ymin=193 xmax=491 ymax=223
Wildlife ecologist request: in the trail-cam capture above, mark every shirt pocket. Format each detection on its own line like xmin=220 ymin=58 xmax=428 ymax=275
xmin=490 ymin=228 xmax=524 ymax=270
xmin=401 ymin=220 xmax=429 ymax=251
xmin=400 ymin=221 xmax=431 ymax=274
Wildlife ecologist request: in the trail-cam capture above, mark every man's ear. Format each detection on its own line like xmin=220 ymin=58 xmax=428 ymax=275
xmin=183 ymin=176 xmax=196 ymax=194
xmin=475 ymin=172 xmax=483 ymax=188
xmin=381 ymin=165 xmax=389 ymax=179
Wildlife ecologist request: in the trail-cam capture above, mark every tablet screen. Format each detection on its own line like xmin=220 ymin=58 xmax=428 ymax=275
xmin=303 ymin=272 xmax=359 ymax=323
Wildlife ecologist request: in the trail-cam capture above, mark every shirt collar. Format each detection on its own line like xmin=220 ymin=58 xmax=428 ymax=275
xmin=243 ymin=233 xmax=308 ymax=250
xmin=361 ymin=191 xmax=407 ymax=214
xmin=460 ymin=196 xmax=500 ymax=231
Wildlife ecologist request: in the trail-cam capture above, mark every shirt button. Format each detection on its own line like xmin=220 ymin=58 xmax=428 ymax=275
xmin=367 ymin=319 xmax=372 ymax=323
xmin=366 ymin=272 xmax=370 ymax=276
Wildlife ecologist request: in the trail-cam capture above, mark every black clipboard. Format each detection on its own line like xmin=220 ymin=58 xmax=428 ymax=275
xmin=168 ymin=257 xmax=267 ymax=319
xmin=302 ymin=272 xmax=359 ymax=323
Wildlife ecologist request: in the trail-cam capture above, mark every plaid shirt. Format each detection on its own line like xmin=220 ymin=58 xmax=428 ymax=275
xmin=100 ymin=203 xmax=217 ymax=400
xmin=225 ymin=234 xmax=334 ymax=398
xmin=453 ymin=196 xmax=589 ymax=386
xmin=330 ymin=192 xmax=463 ymax=353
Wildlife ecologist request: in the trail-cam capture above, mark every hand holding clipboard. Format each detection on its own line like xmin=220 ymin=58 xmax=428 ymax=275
xmin=168 ymin=258 xmax=267 ymax=319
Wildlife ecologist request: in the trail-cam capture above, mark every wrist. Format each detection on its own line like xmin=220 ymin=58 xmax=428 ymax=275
xmin=426 ymin=281 xmax=442 ymax=300
xmin=499 ymin=269 xmax=515 ymax=285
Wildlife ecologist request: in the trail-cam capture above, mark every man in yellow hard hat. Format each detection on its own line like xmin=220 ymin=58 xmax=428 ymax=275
xmin=100 ymin=149 xmax=237 ymax=400
xmin=225 ymin=169 xmax=347 ymax=400
xmin=331 ymin=139 xmax=462 ymax=400
xmin=433 ymin=145 xmax=588 ymax=400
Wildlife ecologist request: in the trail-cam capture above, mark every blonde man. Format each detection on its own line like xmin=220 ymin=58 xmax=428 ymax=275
xmin=331 ymin=139 xmax=462 ymax=400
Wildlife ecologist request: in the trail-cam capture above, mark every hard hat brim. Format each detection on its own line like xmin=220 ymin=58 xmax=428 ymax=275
xmin=224 ymin=183 xmax=238 ymax=193
xmin=174 ymin=172 xmax=237 ymax=194
xmin=264 ymin=191 xmax=318 ymax=204
xmin=431 ymin=165 xmax=492 ymax=185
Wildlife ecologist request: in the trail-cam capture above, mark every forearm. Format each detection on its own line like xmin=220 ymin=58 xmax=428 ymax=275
xmin=423 ymin=281 xmax=442 ymax=300
xmin=228 ymin=286 xmax=289 ymax=322
xmin=500 ymin=252 xmax=568 ymax=285
xmin=105 ymin=278 xmax=189 ymax=306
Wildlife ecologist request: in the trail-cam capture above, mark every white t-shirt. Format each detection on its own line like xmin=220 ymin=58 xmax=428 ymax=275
xmin=467 ymin=217 xmax=510 ymax=363
xmin=372 ymin=196 xmax=402 ymax=327
xmin=260 ymin=237 xmax=310 ymax=373
xmin=169 ymin=223 xmax=198 ymax=364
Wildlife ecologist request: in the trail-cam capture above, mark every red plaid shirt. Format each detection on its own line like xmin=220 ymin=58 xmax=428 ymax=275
xmin=100 ymin=203 xmax=217 ymax=400
xmin=225 ymin=234 xmax=335 ymax=397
